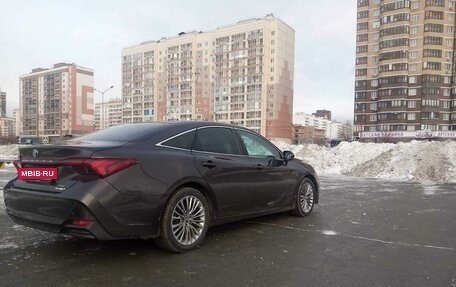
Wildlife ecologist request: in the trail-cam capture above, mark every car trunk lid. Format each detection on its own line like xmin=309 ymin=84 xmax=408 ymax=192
xmin=13 ymin=140 xmax=128 ymax=193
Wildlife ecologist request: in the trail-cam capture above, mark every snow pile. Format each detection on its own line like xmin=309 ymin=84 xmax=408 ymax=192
xmin=273 ymin=140 xmax=456 ymax=183
xmin=0 ymin=144 xmax=19 ymax=159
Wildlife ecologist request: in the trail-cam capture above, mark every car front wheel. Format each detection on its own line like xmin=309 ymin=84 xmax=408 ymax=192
xmin=156 ymin=187 xmax=209 ymax=252
xmin=292 ymin=178 xmax=315 ymax=217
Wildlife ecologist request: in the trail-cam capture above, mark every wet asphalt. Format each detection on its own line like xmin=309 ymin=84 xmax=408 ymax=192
xmin=0 ymin=167 xmax=455 ymax=287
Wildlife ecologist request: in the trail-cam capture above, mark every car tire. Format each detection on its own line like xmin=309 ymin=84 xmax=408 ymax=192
xmin=291 ymin=178 xmax=316 ymax=217
xmin=156 ymin=187 xmax=210 ymax=253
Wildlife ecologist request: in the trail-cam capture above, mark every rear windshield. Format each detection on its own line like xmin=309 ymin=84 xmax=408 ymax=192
xmin=73 ymin=123 xmax=167 ymax=142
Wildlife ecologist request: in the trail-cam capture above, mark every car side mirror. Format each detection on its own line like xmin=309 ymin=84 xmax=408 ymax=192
xmin=283 ymin=150 xmax=295 ymax=162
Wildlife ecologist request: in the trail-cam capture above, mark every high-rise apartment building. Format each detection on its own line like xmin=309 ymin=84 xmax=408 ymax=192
xmin=95 ymin=98 xmax=123 ymax=130
xmin=0 ymin=117 xmax=15 ymax=138
xmin=354 ymin=0 xmax=456 ymax=140
xmin=122 ymin=15 xmax=295 ymax=140
xmin=0 ymin=88 xmax=6 ymax=118
xmin=19 ymin=63 xmax=94 ymax=138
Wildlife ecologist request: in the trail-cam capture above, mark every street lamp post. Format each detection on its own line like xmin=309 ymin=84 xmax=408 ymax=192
xmin=94 ymin=86 xmax=114 ymax=130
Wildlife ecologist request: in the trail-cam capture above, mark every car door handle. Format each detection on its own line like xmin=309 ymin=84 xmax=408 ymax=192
xmin=255 ymin=164 xmax=265 ymax=170
xmin=201 ymin=161 xmax=217 ymax=168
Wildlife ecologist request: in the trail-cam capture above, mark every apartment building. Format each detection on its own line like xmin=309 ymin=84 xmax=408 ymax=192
xmin=121 ymin=14 xmax=295 ymax=140
xmin=19 ymin=63 xmax=94 ymax=138
xmin=0 ymin=89 xmax=6 ymax=118
xmin=95 ymin=98 xmax=123 ymax=130
xmin=354 ymin=0 xmax=456 ymax=140
xmin=0 ymin=117 xmax=15 ymax=138
xmin=293 ymin=112 xmax=331 ymax=137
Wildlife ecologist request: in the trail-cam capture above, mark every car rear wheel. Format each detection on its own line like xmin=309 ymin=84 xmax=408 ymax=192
xmin=156 ymin=187 xmax=209 ymax=252
xmin=291 ymin=178 xmax=315 ymax=217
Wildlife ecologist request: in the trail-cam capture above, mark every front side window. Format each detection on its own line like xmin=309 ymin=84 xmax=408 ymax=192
xmin=237 ymin=130 xmax=281 ymax=159
xmin=193 ymin=127 xmax=239 ymax=154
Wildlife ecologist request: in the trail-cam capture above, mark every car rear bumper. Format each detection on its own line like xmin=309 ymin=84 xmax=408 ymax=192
xmin=3 ymin=180 xmax=166 ymax=240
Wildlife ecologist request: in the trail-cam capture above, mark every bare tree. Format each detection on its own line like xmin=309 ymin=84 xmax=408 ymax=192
xmin=338 ymin=121 xmax=353 ymax=141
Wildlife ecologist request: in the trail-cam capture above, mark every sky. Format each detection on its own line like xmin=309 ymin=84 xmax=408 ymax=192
xmin=0 ymin=0 xmax=357 ymax=122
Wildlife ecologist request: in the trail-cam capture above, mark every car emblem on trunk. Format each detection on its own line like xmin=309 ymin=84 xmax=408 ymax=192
xmin=32 ymin=149 xmax=39 ymax=158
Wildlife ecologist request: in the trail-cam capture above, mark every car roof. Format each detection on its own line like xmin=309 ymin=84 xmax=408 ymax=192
xmin=114 ymin=121 xmax=254 ymax=143
xmin=126 ymin=121 xmax=252 ymax=132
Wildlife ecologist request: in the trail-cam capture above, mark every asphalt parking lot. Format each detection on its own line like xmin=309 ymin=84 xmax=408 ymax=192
xmin=1 ymin=168 xmax=455 ymax=287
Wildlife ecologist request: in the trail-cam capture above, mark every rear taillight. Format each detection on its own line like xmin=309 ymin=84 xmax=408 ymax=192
xmin=13 ymin=158 xmax=138 ymax=178
xmin=62 ymin=158 xmax=138 ymax=178
xmin=71 ymin=219 xmax=92 ymax=226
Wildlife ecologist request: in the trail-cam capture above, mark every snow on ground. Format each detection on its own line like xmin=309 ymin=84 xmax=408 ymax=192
xmin=273 ymin=140 xmax=456 ymax=183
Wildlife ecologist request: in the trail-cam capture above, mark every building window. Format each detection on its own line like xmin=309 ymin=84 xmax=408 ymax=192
xmin=423 ymin=49 xmax=442 ymax=58
xmin=425 ymin=11 xmax=444 ymax=19
xmin=407 ymin=113 xmax=417 ymax=120
xmin=358 ymin=10 xmax=369 ymax=18
xmin=357 ymin=22 xmax=368 ymax=31
xmin=357 ymin=0 xmax=369 ymax=7
xmin=424 ymin=23 xmax=444 ymax=33
xmin=356 ymin=57 xmax=368 ymax=65
xmin=423 ymin=61 xmax=441 ymax=70
xmin=356 ymin=45 xmax=368 ymax=53
xmin=422 ymin=99 xmax=440 ymax=107
xmin=356 ymin=68 xmax=367 ymax=76
xmin=409 ymin=88 xmax=417 ymax=96
xmin=425 ymin=0 xmax=445 ymax=7
xmin=357 ymin=34 xmax=369 ymax=42
xmin=408 ymin=100 xmax=417 ymax=108
xmin=424 ymin=36 xmax=443 ymax=45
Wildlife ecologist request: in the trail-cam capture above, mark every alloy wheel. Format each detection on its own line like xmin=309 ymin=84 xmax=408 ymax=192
xmin=171 ymin=195 xmax=206 ymax=246
xmin=299 ymin=182 xmax=314 ymax=213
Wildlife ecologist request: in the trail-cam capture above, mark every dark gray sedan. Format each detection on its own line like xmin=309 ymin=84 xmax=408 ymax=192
xmin=4 ymin=122 xmax=319 ymax=252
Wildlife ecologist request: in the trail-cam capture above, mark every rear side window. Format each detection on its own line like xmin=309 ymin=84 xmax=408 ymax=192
xmin=193 ymin=128 xmax=239 ymax=154
xmin=161 ymin=130 xmax=195 ymax=150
